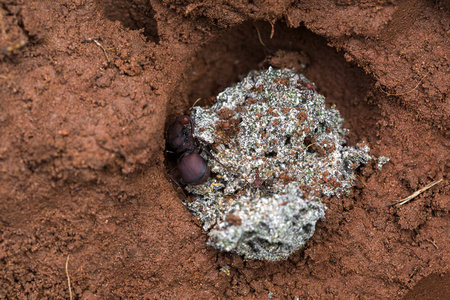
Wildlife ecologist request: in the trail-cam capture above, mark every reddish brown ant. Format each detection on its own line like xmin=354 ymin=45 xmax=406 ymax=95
xmin=166 ymin=115 xmax=271 ymax=196
xmin=249 ymin=169 xmax=272 ymax=196
xmin=166 ymin=115 xmax=228 ymax=188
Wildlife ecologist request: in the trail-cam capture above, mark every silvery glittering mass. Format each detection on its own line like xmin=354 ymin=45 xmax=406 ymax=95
xmin=186 ymin=68 xmax=372 ymax=260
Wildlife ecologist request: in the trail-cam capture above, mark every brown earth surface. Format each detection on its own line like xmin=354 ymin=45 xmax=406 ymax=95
xmin=0 ymin=0 xmax=449 ymax=299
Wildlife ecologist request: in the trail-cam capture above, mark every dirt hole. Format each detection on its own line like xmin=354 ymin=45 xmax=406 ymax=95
xmin=96 ymin=0 xmax=159 ymax=43
xmin=181 ymin=21 xmax=379 ymax=146
xmin=165 ymin=21 xmax=381 ymax=188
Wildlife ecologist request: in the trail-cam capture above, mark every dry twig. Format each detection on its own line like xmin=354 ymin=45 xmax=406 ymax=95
xmin=392 ymin=178 xmax=443 ymax=206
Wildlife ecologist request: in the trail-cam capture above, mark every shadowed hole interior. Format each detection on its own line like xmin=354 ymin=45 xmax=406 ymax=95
xmin=96 ymin=0 xmax=159 ymax=43
xmin=180 ymin=21 xmax=380 ymax=146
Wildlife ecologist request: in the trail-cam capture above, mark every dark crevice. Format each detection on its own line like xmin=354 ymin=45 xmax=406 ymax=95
xmin=265 ymin=151 xmax=277 ymax=158
xmin=285 ymin=135 xmax=291 ymax=146
xmin=96 ymin=0 xmax=159 ymax=44
xmin=304 ymin=136 xmax=314 ymax=154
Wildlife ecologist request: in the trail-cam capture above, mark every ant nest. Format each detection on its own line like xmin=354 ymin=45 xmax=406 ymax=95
xmin=186 ymin=67 xmax=374 ymax=261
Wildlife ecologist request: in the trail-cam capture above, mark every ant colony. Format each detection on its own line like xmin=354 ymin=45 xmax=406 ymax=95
xmin=181 ymin=68 xmax=380 ymax=261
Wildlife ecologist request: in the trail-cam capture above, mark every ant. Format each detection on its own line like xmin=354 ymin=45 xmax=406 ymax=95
xmin=166 ymin=115 xmax=227 ymax=188
xmin=165 ymin=115 xmax=270 ymax=194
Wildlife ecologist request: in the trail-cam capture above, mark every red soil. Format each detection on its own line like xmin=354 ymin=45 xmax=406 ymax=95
xmin=0 ymin=0 xmax=448 ymax=299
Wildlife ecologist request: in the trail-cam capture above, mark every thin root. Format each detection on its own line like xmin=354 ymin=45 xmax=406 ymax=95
xmin=82 ymin=38 xmax=110 ymax=65
xmin=190 ymin=98 xmax=202 ymax=110
xmin=269 ymin=20 xmax=275 ymax=39
xmin=392 ymin=178 xmax=443 ymax=206
xmin=381 ymin=74 xmax=428 ymax=96
xmin=357 ymin=174 xmax=367 ymax=188
xmin=426 ymin=238 xmax=439 ymax=249
xmin=253 ymin=24 xmax=266 ymax=49
xmin=66 ymin=254 xmax=73 ymax=300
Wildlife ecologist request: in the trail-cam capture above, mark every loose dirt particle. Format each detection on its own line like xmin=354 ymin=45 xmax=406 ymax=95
xmin=217 ymin=107 xmax=235 ymax=120
xmin=245 ymin=97 xmax=257 ymax=104
xmin=274 ymin=77 xmax=290 ymax=87
xmin=297 ymin=112 xmax=308 ymax=122
xmin=226 ymin=214 xmax=242 ymax=226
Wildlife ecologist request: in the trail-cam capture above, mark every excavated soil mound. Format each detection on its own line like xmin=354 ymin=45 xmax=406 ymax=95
xmin=0 ymin=0 xmax=448 ymax=299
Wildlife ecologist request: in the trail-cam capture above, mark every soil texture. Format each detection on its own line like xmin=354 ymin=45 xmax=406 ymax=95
xmin=0 ymin=0 xmax=448 ymax=299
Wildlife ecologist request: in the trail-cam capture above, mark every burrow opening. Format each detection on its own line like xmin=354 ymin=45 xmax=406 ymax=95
xmin=179 ymin=21 xmax=380 ymax=146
